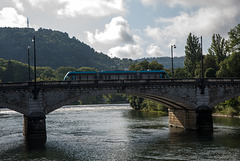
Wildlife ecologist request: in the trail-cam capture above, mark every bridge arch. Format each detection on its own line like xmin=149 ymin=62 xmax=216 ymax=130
xmin=44 ymin=86 xmax=195 ymax=114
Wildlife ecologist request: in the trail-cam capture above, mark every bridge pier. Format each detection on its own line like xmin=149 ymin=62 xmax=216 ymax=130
xmin=169 ymin=107 xmax=213 ymax=131
xmin=169 ymin=108 xmax=197 ymax=130
xmin=196 ymin=105 xmax=213 ymax=131
xmin=23 ymin=113 xmax=46 ymax=145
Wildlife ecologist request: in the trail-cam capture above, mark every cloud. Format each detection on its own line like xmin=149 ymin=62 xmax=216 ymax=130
xmin=108 ymin=45 xmax=144 ymax=59
xmin=0 ymin=7 xmax=27 ymax=27
xmin=86 ymin=16 xmax=135 ymax=44
xmin=57 ymin=0 xmax=126 ymax=17
xmin=27 ymin=0 xmax=49 ymax=9
xmin=145 ymin=5 xmax=240 ymax=49
xmin=12 ymin=0 xmax=24 ymax=12
xmin=146 ymin=44 xmax=164 ymax=57
xmin=141 ymin=0 xmax=239 ymax=8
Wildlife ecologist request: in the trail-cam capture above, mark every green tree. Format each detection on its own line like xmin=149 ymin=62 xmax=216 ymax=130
xmin=5 ymin=60 xmax=14 ymax=82
xmin=228 ymin=24 xmax=240 ymax=53
xmin=129 ymin=60 xmax=150 ymax=71
xmin=55 ymin=66 xmax=77 ymax=80
xmin=216 ymin=52 xmax=240 ymax=77
xmin=184 ymin=33 xmax=201 ymax=77
xmin=203 ymin=54 xmax=218 ymax=72
xmin=77 ymin=67 xmax=96 ymax=71
xmin=208 ymin=34 xmax=228 ymax=65
xmin=205 ymin=68 xmax=216 ymax=78
xmin=174 ymin=67 xmax=188 ymax=79
xmin=148 ymin=61 xmax=164 ymax=70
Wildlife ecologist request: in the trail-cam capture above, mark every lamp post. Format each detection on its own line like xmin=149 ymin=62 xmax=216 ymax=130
xmin=171 ymin=44 xmax=176 ymax=78
xmin=27 ymin=46 xmax=31 ymax=82
xmin=200 ymin=36 xmax=203 ymax=80
xmin=32 ymin=36 xmax=37 ymax=99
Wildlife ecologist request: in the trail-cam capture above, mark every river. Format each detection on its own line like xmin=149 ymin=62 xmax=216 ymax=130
xmin=1 ymin=104 xmax=240 ymax=160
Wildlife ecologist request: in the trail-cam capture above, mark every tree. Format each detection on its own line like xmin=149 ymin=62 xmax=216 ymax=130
xmin=184 ymin=33 xmax=201 ymax=77
xmin=77 ymin=67 xmax=96 ymax=71
xmin=228 ymin=24 xmax=240 ymax=53
xmin=216 ymin=52 xmax=240 ymax=77
xmin=174 ymin=67 xmax=188 ymax=79
xmin=148 ymin=61 xmax=164 ymax=70
xmin=208 ymin=34 xmax=228 ymax=65
xmin=129 ymin=60 xmax=149 ymax=71
xmin=55 ymin=66 xmax=77 ymax=80
xmin=203 ymin=54 xmax=218 ymax=72
xmin=205 ymin=68 xmax=216 ymax=78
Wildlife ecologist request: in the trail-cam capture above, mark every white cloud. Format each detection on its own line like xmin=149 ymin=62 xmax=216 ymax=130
xmin=57 ymin=0 xmax=126 ymax=17
xmin=146 ymin=44 xmax=163 ymax=57
xmin=12 ymin=0 xmax=24 ymax=12
xmin=108 ymin=45 xmax=144 ymax=59
xmin=86 ymin=16 xmax=134 ymax=44
xmin=0 ymin=7 xmax=27 ymax=27
xmin=145 ymin=5 xmax=240 ymax=54
xmin=28 ymin=0 xmax=49 ymax=9
xmin=141 ymin=0 xmax=239 ymax=8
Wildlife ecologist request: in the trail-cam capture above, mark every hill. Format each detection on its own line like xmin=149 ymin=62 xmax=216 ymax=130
xmin=138 ymin=57 xmax=185 ymax=69
xmin=0 ymin=27 xmax=133 ymax=70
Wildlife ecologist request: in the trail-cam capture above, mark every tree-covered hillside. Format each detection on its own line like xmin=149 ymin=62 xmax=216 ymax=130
xmin=138 ymin=57 xmax=185 ymax=69
xmin=0 ymin=27 xmax=133 ymax=70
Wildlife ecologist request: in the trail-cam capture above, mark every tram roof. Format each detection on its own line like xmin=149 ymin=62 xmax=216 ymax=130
xmin=67 ymin=70 xmax=167 ymax=75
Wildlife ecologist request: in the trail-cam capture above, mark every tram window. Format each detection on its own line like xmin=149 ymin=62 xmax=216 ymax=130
xmin=142 ymin=74 xmax=148 ymax=79
xmin=110 ymin=75 xmax=118 ymax=79
xmin=103 ymin=75 xmax=110 ymax=80
xmin=149 ymin=74 xmax=155 ymax=79
xmin=88 ymin=75 xmax=95 ymax=80
xmin=72 ymin=75 xmax=76 ymax=80
xmin=81 ymin=75 xmax=88 ymax=80
xmin=119 ymin=75 xmax=127 ymax=80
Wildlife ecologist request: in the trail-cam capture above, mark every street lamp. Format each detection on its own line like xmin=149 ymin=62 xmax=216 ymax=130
xmin=27 ymin=46 xmax=31 ymax=82
xmin=32 ymin=36 xmax=37 ymax=99
xmin=171 ymin=44 xmax=176 ymax=78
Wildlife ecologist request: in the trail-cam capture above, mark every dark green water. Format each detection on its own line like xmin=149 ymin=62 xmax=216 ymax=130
xmin=1 ymin=104 xmax=240 ymax=160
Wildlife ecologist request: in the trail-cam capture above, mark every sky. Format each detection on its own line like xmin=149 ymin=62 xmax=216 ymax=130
xmin=0 ymin=0 xmax=239 ymax=59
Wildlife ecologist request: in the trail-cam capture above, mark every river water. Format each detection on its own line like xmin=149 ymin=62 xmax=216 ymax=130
xmin=1 ymin=104 xmax=240 ymax=161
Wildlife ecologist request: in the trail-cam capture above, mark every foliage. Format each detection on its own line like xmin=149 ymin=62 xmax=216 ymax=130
xmin=203 ymin=54 xmax=218 ymax=72
xmin=214 ymin=97 xmax=240 ymax=116
xmin=216 ymin=52 xmax=240 ymax=77
xmin=205 ymin=68 xmax=216 ymax=78
xmin=103 ymin=94 xmax=128 ymax=104
xmin=137 ymin=56 xmax=185 ymax=69
xmin=174 ymin=67 xmax=188 ymax=79
xmin=184 ymin=33 xmax=201 ymax=77
xmin=228 ymin=24 xmax=240 ymax=53
xmin=129 ymin=60 xmax=164 ymax=71
xmin=208 ymin=34 xmax=228 ymax=65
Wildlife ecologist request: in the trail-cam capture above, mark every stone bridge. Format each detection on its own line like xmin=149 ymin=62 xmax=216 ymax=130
xmin=0 ymin=78 xmax=240 ymax=144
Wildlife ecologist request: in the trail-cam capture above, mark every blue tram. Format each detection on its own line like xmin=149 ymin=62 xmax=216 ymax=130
xmin=64 ymin=70 xmax=169 ymax=81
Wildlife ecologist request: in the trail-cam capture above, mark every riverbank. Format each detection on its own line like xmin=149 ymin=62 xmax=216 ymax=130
xmin=213 ymin=113 xmax=240 ymax=118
